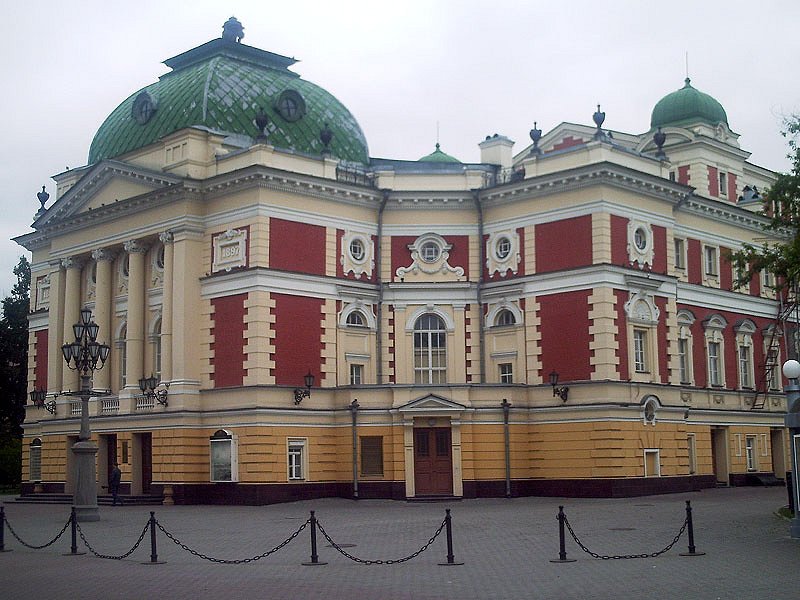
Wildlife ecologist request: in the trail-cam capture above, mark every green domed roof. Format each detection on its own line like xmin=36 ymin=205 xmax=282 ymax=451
xmin=650 ymin=78 xmax=728 ymax=129
xmin=418 ymin=143 xmax=461 ymax=163
xmin=89 ymin=26 xmax=368 ymax=164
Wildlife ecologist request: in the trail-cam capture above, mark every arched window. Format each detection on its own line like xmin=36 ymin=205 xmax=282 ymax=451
xmin=414 ymin=314 xmax=446 ymax=384
xmin=495 ymin=309 xmax=516 ymax=327
xmin=346 ymin=311 xmax=366 ymax=327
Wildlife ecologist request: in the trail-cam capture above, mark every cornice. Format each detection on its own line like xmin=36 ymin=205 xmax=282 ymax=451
xmin=679 ymin=196 xmax=773 ymax=235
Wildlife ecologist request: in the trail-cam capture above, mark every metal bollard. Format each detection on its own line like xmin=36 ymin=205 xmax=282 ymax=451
xmin=679 ymin=500 xmax=706 ymax=557
xmin=62 ymin=507 xmax=84 ymax=556
xmin=302 ymin=510 xmax=327 ymax=565
xmin=142 ymin=511 xmax=165 ymax=564
xmin=438 ymin=509 xmax=464 ymax=566
xmin=550 ymin=506 xmax=577 ymax=563
xmin=0 ymin=505 xmax=10 ymax=553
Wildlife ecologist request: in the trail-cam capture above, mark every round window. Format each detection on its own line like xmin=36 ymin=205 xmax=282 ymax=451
xmin=634 ymin=227 xmax=648 ymax=251
xmin=496 ymin=237 xmax=511 ymax=260
xmin=420 ymin=241 xmax=441 ymax=263
xmin=349 ymin=238 xmax=365 ymax=262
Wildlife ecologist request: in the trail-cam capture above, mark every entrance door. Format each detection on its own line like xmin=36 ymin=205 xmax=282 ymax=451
xmin=141 ymin=433 xmax=152 ymax=494
xmin=711 ymin=428 xmax=729 ymax=485
xmin=106 ymin=434 xmax=118 ymax=487
xmin=414 ymin=428 xmax=453 ymax=496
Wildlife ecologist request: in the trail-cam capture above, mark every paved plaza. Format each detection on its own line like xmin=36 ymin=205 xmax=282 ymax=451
xmin=1 ymin=487 xmax=798 ymax=599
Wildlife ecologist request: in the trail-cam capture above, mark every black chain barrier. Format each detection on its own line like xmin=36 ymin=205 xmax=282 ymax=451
xmin=155 ymin=516 xmax=310 ymax=564
xmin=554 ymin=500 xmax=705 ymax=561
xmin=315 ymin=513 xmax=447 ymax=565
xmin=75 ymin=519 xmax=150 ymax=560
xmin=2 ymin=507 xmax=72 ymax=550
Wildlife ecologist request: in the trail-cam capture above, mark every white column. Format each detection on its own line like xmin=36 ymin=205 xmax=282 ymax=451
xmin=61 ymin=257 xmax=83 ymax=392
xmin=124 ymin=240 xmax=148 ymax=390
xmin=91 ymin=249 xmax=115 ymax=391
xmin=159 ymin=232 xmax=174 ymax=383
xmin=46 ymin=261 xmax=65 ymax=393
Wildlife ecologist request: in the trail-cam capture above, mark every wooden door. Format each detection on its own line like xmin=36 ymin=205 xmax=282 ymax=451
xmin=141 ymin=433 xmax=152 ymax=494
xmin=414 ymin=428 xmax=453 ymax=496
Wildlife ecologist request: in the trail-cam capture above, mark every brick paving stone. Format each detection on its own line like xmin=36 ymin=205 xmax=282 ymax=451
xmin=1 ymin=487 xmax=798 ymax=599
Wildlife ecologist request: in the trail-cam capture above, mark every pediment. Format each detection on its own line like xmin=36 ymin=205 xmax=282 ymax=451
xmin=34 ymin=160 xmax=183 ymax=228
xmin=397 ymin=394 xmax=467 ymax=413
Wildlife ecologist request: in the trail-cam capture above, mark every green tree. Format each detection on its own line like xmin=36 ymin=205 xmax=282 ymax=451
xmin=729 ymin=118 xmax=800 ymax=289
xmin=0 ymin=256 xmax=30 ymax=485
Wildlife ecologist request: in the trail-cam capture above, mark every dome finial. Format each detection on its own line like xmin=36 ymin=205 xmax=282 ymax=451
xmin=529 ymin=121 xmax=542 ymax=156
xmin=36 ymin=185 xmax=50 ymax=217
xmin=593 ymin=104 xmax=606 ymax=140
xmin=222 ymin=17 xmax=244 ymax=43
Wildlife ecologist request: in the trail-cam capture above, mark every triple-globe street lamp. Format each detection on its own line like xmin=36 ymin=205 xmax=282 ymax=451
xmin=61 ymin=307 xmax=110 ymax=522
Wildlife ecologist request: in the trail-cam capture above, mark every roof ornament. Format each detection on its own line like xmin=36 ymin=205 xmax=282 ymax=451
xmin=592 ymin=104 xmax=606 ymax=140
xmin=529 ymin=122 xmax=542 ymax=156
xmin=653 ymin=126 xmax=667 ymax=160
xmin=254 ymin=107 xmax=269 ymax=143
xmin=320 ymin=123 xmax=333 ymax=155
xmin=222 ymin=17 xmax=244 ymax=43
xmin=36 ymin=186 xmax=49 ymax=217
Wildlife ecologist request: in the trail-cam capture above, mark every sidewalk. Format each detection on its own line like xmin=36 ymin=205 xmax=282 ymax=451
xmin=1 ymin=487 xmax=797 ymax=599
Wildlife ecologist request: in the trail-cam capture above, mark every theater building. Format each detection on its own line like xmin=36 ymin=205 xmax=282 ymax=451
xmin=15 ymin=19 xmax=791 ymax=503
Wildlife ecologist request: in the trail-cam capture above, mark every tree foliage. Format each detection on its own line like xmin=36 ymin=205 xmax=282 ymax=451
xmin=729 ymin=118 xmax=800 ymax=289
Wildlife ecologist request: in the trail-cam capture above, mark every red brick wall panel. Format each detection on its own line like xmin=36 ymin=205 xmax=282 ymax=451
xmin=728 ymin=173 xmax=737 ymax=202
xmin=550 ymin=136 xmax=585 ymax=152
xmin=272 ymin=293 xmax=323 ymax=386
xmin=708 ymin=166 xmax=719 ymax=197
xmin=539 ymin=291 xmax=592 ymax=382
xmin=446 ymin=235 xmax=469 ymax=279
xmin=210 ymin=294 xmax=247 ymax=388
xmin=687 ymin=239 xmax=702 ymax=284
xmin=610 ymin=215 xmax=628 ymax=266
xmin=652 ymin=226 xmax=667 ymax=274
xmin=391 ymin=236 xmax=416 ymax=280
xmin=614 ymin=290 xmax=629 ymax=380
xmin=269 ymin=218 xmax=326 ymax=276
xmin=677 ymin=166 xmax=690 ymax=186
xmin=719 ymin=246 xmax=733 ymax=291
xmin=536 ymin=216 xmax=593 ymax=273
xmin=656 ymin=297 xmax=669 ymax=383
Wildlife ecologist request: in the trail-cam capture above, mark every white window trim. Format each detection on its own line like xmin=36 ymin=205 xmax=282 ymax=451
xmin=674 ymin=237 xmax=686 ymax=271
xmin=703 ymin=244 xmax=720 ymax=285
xmin=339 ymin=301 xmax=377 ymax=329
xmin=287 ymin=437 xmax=308 ymax=481
xmin=350 ymin=363 xmax=364 ymax=386
xmin=485 ymin=301 xmax=523 ymax=328
xmin=676 ymin=310 xmax=695 ymax=386
xmin=499 ymin=362 xmax=513 ymax=383
xmin=30 ymin=438 xmax=42 ymax=482
xmin=627 ymin=220 xmax=655 ymax=267
xmin=735 ymin=320 xmax=756 ymax=390
xmin=687 ymin=434 xmax=697 ymax=475
xmin=703 ymin=315 xmax=727 ymax=388
xmin=745 ymin=436 xmax=758 ymax=472
xmin=209 ymin=429 xmax=239 ymax=483
xmin=644 ymin=449 xmax=661 ymax=477
xmin=624 ymin=290 xmax=660 ymax=383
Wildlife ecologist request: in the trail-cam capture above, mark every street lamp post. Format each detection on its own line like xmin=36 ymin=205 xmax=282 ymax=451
xmin=782 ymin=359 xmax=800 ymax=538
xmin=62 ymin=308 xmax=110 ymax=522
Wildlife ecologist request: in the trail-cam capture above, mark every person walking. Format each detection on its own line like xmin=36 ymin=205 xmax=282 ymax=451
xmin=110 ymin=462 xmax=123 ymax=506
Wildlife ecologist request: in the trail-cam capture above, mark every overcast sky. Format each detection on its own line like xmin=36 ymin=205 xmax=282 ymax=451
xmin=2 ymin=0 xmax=799 ymax=299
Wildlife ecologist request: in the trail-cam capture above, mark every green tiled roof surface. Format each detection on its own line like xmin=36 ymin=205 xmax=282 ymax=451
xmin=418 ymin=143 xmax=461 ymax=163
xmin=650 ymin=78 xmax=728 ymax=129
xmin=89 ymin=52 xmax=369 ymax=164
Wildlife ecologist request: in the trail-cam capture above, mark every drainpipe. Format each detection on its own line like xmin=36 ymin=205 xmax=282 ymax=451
xmin=376 ymin=189 xmax=389 ymax=384
xmin=351 ymin=398 xmax=359 ymax=499
xmin=472 ymin=189 xmax=486 ymax=384
xmin=502 ymin=398 xmax=511 ymax=498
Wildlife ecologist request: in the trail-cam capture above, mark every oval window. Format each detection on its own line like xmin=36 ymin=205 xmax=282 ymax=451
xmin=496 ymin=237 xmax=511 ymax=260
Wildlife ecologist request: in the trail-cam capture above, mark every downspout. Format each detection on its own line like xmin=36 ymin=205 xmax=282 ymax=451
xmin=472 ymin=189 xmax=486 ymax=384
xmin=502 ymin=398 xmax=511 ymax=497
xmin=351 ymin=398 xmax=359 ymax=499
xmin=376 ymin=189 xmax=389 ymax=384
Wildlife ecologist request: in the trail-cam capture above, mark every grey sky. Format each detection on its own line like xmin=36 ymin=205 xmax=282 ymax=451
xmin=2 ymin=0 xmax=798 ymax=298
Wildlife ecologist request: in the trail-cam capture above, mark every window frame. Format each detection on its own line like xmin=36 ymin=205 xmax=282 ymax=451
xmin=350 ymin=363 xmax=363 ymax=386
xmin=738 ymin=343 xmax=753 ymax=389
xmin=209 ymin=429 xmax=238 ymax=483
xmin=499 ymin=362 xmax=513 ymax=383
xmin=719 ymin=171 xmax=727 ymax=197
xmin=674 ymin=237 xmax=686 ymax=270
xmin=345 ymin=311 xmax=367 ymax=328
xmin=708 ymin=341 xmax=722 ymax=387
xmin=360 ymin=436 xmax=384 ymax=477
xmin=644 ymin=449 xmax=661 ymax=477
xmin=745 ymin=435 xmax=758 ymax=472
xmin=30 ymin=438 xmax=42 ymax=482
xmin=287 ymin=437 xmax=308 ymax=481
xmin=704 ymin=245 xmax=719 ymax=277
xmin=687 ymin=433 xmax=697 ymax=475
xmin=633 ymin=328 xmax=649 ymax=373
xmin=413 ymin=313 xmax=447 ymax=384
xmin=495 ymin=309 xmax=516 ymax=327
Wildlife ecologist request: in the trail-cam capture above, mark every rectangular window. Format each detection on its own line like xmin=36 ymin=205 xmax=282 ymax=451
xmin=360 ymin=436 xmax=384 ymax=476
xmin=350 ymin=364 xmax=363 ymax=386
xmin=708 ymin=341 xmax=721 ymax=386
xmin=704 ymin=246 xmax=718 ymax=276
xmin=763 ymin=270 xmax=775 ymax=290
xmin=687 ymin=434 xmax=697 ymax=475
xmin=669 ymin=171 xmax=676 ymax=182
xmin=719 ymin=172 xmax=727 ymax=197
xmin=674 ymin=238 xmax=686 ymax=270
xmin=121 ymin=441 xmax=129 ymax=465
xmin=499 ymin=363 xmax=513 ymax=383
xmin=288 ymin=438 xmax=307 ymax=480
xmin=633 ymin=329 xmax=648 ymax=373
xmin=644 ymin=449 xmax=661 ymax=477
xmin=746 ymin=436 xmax=757 ymax=471
xmin=210 ymin=432 xmax=238 ymax=482
xmin=30 ymin=443 xmax=42 ymax=482
xmin=678 ymin=338 xmax=690 ymax=383
xmin=738 ymin=345 xmax=752 ymax=388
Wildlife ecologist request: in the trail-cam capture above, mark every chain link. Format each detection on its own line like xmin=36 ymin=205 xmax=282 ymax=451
xmin=315 ymin=515 xmax=447 ymax=565
xmin=75 ymin=519 xmax=150 ymax=560
xmin=155 ymin=517 xmax=310 ymax=564
xmin=563 ymin=513 xmax=689 ymax=560
xmin=3 ymin=513 xmax=72 ymax=550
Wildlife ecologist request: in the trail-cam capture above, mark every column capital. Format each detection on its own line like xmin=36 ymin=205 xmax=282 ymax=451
xmin=124 ymin=240 xmax=149 ymax=254
xmin=159 ymin=231 xmax=174 ymax=244
xmin=61 ymin=256 xmax=84 ymax=270
xmin=91 ymin=248 xmax=116 ymax=262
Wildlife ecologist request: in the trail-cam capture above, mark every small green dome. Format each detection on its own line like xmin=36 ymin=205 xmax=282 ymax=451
xmin=89 ymin=28 xmax=369 ymax=164
xmin=418 ymin=143 xmax=461 ymax=163
xmin=650 ymin=78 xmax=728 ymax=129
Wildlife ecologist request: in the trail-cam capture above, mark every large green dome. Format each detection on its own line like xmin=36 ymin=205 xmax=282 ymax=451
xmin=650 ymin=78 xmax=728 ymax=129
xmin=89 ymin=22 xmax=369 ymax=164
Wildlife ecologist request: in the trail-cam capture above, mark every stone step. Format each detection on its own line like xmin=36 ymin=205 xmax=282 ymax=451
xmin=13 ymin=493 xmax=163 ymax=506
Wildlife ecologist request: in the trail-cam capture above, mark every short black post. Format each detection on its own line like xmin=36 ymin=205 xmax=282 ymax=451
xmin=550 ymin=505 xmax=577 ymax=563
xmin=680 ymin=500 xmax=706 ymax=557
xmin=438 ymin=509 xmax=464 ymax=566
xmin=142 ymin=511 xmax=165 ymax=564
xmin=62 ymin=507 xmax=84 ymax=556
xmin=0 ymin=505 xmax=10 ymax=552
xmin=302 ymin=510 xmax=327 ymax=565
